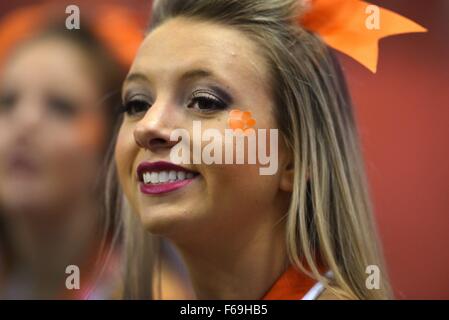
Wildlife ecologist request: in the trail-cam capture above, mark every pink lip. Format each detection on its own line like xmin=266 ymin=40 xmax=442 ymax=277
xmin=6 ymin=152 xmax=40 ymax=177
xmin=136 ymin=161 xmax=198 ymax=195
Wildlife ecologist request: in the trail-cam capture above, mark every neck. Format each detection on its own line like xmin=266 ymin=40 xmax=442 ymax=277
xmin=172 ymin=205 xmax=289 ymax=300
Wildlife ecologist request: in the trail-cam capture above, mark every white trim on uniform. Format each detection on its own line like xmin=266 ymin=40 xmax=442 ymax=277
xmin=301 ymin=271 xmax=333 ymax=300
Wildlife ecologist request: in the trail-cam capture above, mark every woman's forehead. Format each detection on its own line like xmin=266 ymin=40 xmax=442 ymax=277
xmin=2 ymin=38 xmax=92 ymax=81
xmin=0 ymin=40 xmax=102 ymax=105
xmin=129 ymin=17 xmax=269 ymax=90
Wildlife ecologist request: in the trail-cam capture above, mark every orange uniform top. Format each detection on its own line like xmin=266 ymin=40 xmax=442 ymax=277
xmin=261 ymin=266 xmax=322 ymax=300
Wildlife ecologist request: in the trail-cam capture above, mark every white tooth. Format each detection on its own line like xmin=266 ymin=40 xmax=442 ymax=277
xmin=143 ymin=173 xmax=149 ymax=184
xmin=159 ymin=171 xmax=168 ymax=183
xmin=186 ymin=172 xmax=194 ymax=179
xmin=150 ymin=172 xmax=158 ymax=184
xmin=168 ymin=170 xmax=177 ymax=181
xmin=177 ymin=171 xmax=186 ymax=181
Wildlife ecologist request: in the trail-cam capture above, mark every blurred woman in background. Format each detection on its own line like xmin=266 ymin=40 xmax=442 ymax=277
xmin=0 ymin=1 xmax=144 ymax=299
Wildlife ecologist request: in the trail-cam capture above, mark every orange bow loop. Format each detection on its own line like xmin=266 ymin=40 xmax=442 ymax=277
xmin=300 ymin=0 xmax=427 ymax=72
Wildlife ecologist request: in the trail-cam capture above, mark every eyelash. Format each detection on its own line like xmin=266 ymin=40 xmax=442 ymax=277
xmin=120 ymin=90 xmax=228 ymax=116
xmin=120 ymin=98 xmax=151 ymax=116
xmin=187 ymin=90 xmax=228 ymax=112
xmin=0 ymin=93 xmax=17 ymax=113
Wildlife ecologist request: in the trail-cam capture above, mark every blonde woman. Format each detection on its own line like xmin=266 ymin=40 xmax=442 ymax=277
xmin=110 ymin=0 xmax=392 ymax=299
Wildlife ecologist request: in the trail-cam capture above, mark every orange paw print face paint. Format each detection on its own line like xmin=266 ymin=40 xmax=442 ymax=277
xmin=227 ymin=109 xmax=256 ymax=134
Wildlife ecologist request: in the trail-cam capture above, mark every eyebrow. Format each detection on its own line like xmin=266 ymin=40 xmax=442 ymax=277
xmin=180 ymin=69 xmax=213 ymax=81
xmin=124 ymin=72 xmax=149 ymax=84
xmin=125 ymin=68 xmax=216 ymax=84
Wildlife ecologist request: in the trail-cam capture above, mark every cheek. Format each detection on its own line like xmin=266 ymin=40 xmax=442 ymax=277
xmin=31 ymin=113 xmax=105 ymax=185
xmin=0 ymin=120 xmax=11 ymax=167
xmin=203 ymin=117 xmax=284 ymax=216
xmin=44 ymin=126 xmax=102 ymax=187
xmin=205 ymin=162 xmax=281 ymax=218
xmin=196 ymin=163 xmax=281 ymax=235
xmin=197 ymin=116 xmax=280 ymax=193
xmin=73 ymin=113 xmax=107 ymax=153
xmin=115 ymin=123 xmax=138 ymax=199
xmin=0 ymin=121 xmax=14 ymax=201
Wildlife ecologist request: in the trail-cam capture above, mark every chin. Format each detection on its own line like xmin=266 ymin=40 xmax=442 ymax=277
xmin=138 ymin=206 xmax=189 ymax=237
xmin=1 ymin=196 xmax=48 ymax=215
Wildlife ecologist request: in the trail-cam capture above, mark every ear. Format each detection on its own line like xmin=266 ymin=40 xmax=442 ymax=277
xmin=279 ymin=153 xmax=295 ymax=192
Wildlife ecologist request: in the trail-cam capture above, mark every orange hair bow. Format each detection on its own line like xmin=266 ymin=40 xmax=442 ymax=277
xmin=300 ymin=0 xmax=427 ymax=73
xmin=0 ymin=1 xmax=146 ymax=68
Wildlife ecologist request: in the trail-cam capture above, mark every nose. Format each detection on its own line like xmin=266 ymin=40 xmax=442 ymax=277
xmin=133 ymin=102 xmax=179 ymax=152
xmin=12 ymin=96 xmax=44 ymax=139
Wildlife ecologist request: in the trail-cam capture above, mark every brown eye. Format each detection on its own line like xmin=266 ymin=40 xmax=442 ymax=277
xmin=121 ymin=99 xmax=151 ymax=116
xmin=188 ymin=90 xmax=228 ymax=112
xmin=0 ymin=91 xmax=17 ymax=114
xmin=46 ymin=95 xmax=79 ymax=119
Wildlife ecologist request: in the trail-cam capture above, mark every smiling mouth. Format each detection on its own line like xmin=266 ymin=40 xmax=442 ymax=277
xmin=137 ymin=161 xmax=200 ymax=195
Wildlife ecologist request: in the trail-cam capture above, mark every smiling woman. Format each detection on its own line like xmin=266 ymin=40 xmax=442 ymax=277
xmin=109 ymin=0 xmax=392 ymax=300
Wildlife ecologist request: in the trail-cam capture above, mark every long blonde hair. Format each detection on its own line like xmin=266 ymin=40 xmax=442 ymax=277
xmin=107 ymin=0 xmax=392 ymax=299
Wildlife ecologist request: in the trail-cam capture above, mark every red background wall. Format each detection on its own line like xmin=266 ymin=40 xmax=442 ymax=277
xmin=1 ymin=0 xmax=447 ymax=299
xmin=340 ymin=0 xmax=449 ymax=299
